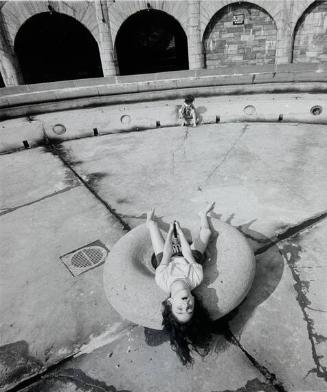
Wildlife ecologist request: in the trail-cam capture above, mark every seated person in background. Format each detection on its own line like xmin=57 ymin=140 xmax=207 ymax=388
xmin=179 ymin=95 xmax=197 ymax=127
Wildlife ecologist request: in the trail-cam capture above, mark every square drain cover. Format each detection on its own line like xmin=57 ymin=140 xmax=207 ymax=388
xmin=60 ymin=240 xmax=109 ymax=277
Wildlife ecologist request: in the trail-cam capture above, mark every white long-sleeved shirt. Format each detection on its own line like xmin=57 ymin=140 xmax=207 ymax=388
xmin=155 ymin=256 xmax=203 ymax=294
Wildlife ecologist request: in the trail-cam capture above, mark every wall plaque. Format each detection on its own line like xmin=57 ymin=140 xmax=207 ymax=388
xmin=233 ymin=14 xmax=244 ymax=25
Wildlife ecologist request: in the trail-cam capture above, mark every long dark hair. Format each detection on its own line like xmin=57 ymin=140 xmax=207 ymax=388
xmin=162 ymin=293 xmax=213 ymax=365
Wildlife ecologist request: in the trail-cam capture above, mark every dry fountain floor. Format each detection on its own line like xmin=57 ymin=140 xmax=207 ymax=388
xmin=0 ymin=122 xmax=327 ymax=392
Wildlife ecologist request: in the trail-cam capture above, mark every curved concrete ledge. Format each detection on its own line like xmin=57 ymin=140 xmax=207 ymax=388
xmin=1 ymin=81 xmax=327 ymax=121
xmin=103 ymin=223 xmax=255 ymax=330
xmin=0 ymin=63 xmax=327 ymax=118
xmin=0 ymin=91 xmax=326 ymax=153
xmin=1 ymin=64 xmax=327 ymax=153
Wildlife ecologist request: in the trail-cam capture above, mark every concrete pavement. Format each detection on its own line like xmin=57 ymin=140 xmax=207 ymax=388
xmin=0 ymin=122 xmax=326 ymax=391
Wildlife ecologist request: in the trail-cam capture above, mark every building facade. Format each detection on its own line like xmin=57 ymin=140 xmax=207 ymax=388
xmin=0 ymin=0 xmax=326 ymax=87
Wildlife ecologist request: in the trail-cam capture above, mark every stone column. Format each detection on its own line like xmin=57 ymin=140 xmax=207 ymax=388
xmin=95 ymin=0 xmax=117 ymax=76
xmin=0 ymin=11 xmax=23 ymax=86
xmin=274 ymin=2 xmax=294 ymax=64
xmin=0 ymin=50 xmax=23 ymax=86
xmin=275 ymin=25 xmax=293 ymax=64
xmin=187 ymin=0 xmax=204 ymax=69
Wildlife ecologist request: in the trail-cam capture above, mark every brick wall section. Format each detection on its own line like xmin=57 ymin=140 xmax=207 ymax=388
xmin=203 ymin=3 xmax=277 ymax=68
xmin=293 ymin=1 xmax=327 ymax=64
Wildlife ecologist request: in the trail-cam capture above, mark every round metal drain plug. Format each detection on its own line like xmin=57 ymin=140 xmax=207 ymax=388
xmin=244 ymin=105 xmax=256 ymax=115
xmin=52 ymin=124 xmax=66 ymax=135
xmin=120 ymin=115 xmax=131 ymax=125
xmin=310 ymin=105 xmax=322 ymax=116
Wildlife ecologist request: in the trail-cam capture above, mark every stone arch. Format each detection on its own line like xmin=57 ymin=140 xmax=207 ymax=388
xmin=14 ymin=12 xmax=103 ymax=84
xmin=108 ymin=1 xmax=188 ymax=46
xmin=292 ymin=0 xmax=327 ymax=64
xmin=0 ymin=1 xmax=99 ymax=49
xmin=115 ymin=9 xmax=189 ymax=75
xmin=202 ymin=1 xmax=277 ymax=68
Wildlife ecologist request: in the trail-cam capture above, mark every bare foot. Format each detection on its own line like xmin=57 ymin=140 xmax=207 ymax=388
xmin=198 ymin=202 xmax=215 ymax=217
xmin=146 ymin=208 xmax=156 ymax=227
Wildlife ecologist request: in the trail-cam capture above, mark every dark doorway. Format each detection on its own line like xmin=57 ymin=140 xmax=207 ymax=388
xmin=116 ymin=9 xmax=188 ymax=75
xmin=15 ymin=12 xmax=103 ymax=84
xmin=0 ymin=72 xmax=4 ymax=88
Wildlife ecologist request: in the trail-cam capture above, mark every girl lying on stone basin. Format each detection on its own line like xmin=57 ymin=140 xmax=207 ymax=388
xmin=146 ymin=203 xmax=215 ymax=365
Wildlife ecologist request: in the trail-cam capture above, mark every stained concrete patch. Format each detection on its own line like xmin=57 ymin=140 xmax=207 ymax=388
xmin=0 ymin=341 xmax=42 ymax=389
xmin=21 ymin=368 xmax=131 ymax=392
xmin=60 ymin=123 xmax=327 ymax=237
xmin=0 ymin=186 xmax=127 ymax=370
xmin=54 ymin=326 xmax=272 ymax=392
xmin=280 ymin=220 xmax=327 ymax=382
xmin=216 ymin=378 xmax=277 ymax=392
xmin=0 ymin=147 xmax=129 ymax=389
xmin=2 ymin=123 xmax=327 ymax=390
xmin=229 ymin=243 xmax=327 ymax=391
xmin=0 ymin=147 xmax=80 ymax=213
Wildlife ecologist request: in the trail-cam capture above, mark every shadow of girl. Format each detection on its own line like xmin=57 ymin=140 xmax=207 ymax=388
xmin=207 ymin=216 xmax=285 ymax=350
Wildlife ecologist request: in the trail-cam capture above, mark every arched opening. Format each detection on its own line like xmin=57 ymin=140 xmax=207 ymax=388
xmin=292 ymin=1 xmax=327 ymax=64
xmin=115 ymin=9 xmax=188 ymax=75
xmin=203 ymin=2 xmax=277 ymax=68
xmin=15 ymin=12 xmax=103 ymax=84
xmin=0 ymin=72 xmax=4 ymax=88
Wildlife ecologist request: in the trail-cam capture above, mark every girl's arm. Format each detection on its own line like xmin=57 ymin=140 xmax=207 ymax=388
xmin=161 ymin=223 xmax=174 ymax=265
xmin=175 ymin=222 xmax=197 ymax=264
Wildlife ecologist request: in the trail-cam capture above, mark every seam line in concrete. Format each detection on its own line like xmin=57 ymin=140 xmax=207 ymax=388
xmin=46 ymin=144 xmax=131 ymax=232
xmin=255 ymin=211 xmax=327 ymax=256
xmin=5 ymin=324 xmax=136 ymax=392
xmin=204 ymin=123 xmax=248 ymax=184
xmin=284 ymin=250 xmax=327 ymax=382
xmin=0 ymin=185 xmax=80 ymax=216
xmin=227 ymin=329 xmax=287 ymax=392
xmin=5 ymin=354 xmax=76 ymax=392
xmin=254 ymin=211 xmax=327 ymax=382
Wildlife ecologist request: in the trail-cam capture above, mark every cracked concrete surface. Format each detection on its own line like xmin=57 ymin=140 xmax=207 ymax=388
xmin=282 ymin=222 xmax=327 ymax=382
xmin=1 ymin=122 xmax=327 ymax=391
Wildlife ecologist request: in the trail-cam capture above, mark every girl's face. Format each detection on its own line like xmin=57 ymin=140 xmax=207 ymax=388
xmin=169 ymin=290 xmax=195 ymax=323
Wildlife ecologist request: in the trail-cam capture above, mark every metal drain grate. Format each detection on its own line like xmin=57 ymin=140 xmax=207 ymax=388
xmin=60 ymin=240 xmax=109 ymax=277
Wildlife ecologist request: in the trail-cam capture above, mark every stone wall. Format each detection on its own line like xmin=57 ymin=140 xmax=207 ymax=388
xmin=203 ymin=3 xmax=277 ymax=68
xmin=0 ymin=0 xmax=325 ymax=86
xmin=293 ymin=1 xmax=327 ymax=64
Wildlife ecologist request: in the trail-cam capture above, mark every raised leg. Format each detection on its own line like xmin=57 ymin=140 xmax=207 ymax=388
xmin=191 ymin=202 xmax=215 ymax=254
xmin=146 ymin=209 xmax=165 ymax=256
xmin=191 ymin=109 xmax=197 ymax=127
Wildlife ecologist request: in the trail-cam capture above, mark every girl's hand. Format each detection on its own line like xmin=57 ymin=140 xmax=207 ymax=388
xmin=174 ymin=221 xmax=183 ymax=236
